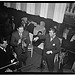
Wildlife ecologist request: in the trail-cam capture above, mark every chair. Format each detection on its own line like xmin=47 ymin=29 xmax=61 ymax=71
xmin=28 ymin=33 xmax=33 ymax=58
xmin=53 ymin=38 xmax=63 ymax=72
xmin=28 ymin=44 xmax=33 ymax=58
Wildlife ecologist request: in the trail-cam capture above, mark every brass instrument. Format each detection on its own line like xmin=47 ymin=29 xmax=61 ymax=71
xmin=20 ymin=37 xmax=28 ymax=53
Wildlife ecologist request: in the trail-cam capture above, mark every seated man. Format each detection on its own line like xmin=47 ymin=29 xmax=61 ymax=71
xmin=0 ymin=38 xmax=11 ymax=72
xmin=32 ymin=31 xmax=45 ymax=70
xmin=33 ymin=31 xmax=45 ymax=47
xmin=33 ymin=21 xmax=46 ymax=35
xmin=32 ymin=31 xmax=45 ymax=56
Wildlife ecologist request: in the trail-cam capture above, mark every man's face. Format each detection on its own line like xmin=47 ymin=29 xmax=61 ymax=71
xmin=18 ymin=27 xmax=24 ymax=33
xmin=22 ymin=17 xmax=27 ymax=23
xmin=21 ymin=20 xmax=26 ymax=27
xmin=49 ymin=30 xmax=55 ymax=37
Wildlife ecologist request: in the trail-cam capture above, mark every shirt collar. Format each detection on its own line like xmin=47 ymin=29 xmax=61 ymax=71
xmin=50 ymin=35 xmax=56 ymax=41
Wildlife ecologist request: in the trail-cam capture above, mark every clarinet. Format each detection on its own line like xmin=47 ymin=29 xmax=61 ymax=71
xmin=19 ymin=33 xmax=28 ymax=53
xmin=21 ymin=37 xmax=28 ymax=53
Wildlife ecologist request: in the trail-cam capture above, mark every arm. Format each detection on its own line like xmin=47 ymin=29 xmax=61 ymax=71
xmin=31 ymin=21 xmax=37 ymax=27
xmin=26 ymin=31 xmax=31 ymax=45
xmin=39 ymin=35 xmax=46 ymax=40
xmin=42 ymin=29 xmax=46 ymax=35
xmin=10 ymin=33 xmax=18 ymax=47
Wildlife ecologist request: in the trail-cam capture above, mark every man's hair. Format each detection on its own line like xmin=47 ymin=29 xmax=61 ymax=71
xmin=49 ymin=27 xmax=57 ymax=33
xmin=0 ymin=38 xmax=7 ymax=44
xmin=21 ymin=17 xmax=27 ymax=21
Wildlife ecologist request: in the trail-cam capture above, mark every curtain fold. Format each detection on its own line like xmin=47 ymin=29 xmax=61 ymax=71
xmin=16 ymin=3 xmax=21 ymax=10
xmin=53 ymin=3 xmax=67 ymax=23
xmin=40 ymin=3 xmax=48 ymax=18
xmin=4 ymin=3 xmax=67 ymax=23
xmin=27 ymin=3 xmax=35 ymax=15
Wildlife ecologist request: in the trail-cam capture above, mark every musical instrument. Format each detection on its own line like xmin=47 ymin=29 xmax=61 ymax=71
xmin=0 ymin=61 xmax=19 ymax=70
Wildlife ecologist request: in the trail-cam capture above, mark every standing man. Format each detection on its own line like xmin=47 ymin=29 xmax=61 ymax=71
xmin=21 ymin=17 xmax=28 ymax=30
xmin=11 ymin=25 xmax=30 ymax=69
xmin=39 ymin=27 xmax=61 ymax=72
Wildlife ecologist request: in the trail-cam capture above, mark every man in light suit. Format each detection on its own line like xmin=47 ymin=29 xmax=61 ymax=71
xmin=11 ymin=25 xmax=30 ymax=69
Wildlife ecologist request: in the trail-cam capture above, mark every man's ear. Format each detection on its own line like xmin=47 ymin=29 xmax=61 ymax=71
xmin=17 ymin=28 xmax=19 ymax=31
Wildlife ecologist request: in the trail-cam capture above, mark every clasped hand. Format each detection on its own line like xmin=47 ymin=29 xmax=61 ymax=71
xmin=46 ymin=51 xmax=53 ymax=54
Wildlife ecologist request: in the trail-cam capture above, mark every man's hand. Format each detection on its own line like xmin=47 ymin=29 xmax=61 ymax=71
xmin=18 ymin=39 xmax=21 ymax=44
xmin=33 ymin=37 xmax=39 ymax=41
xmin=46 ymin=51 xmax=53 ymax=54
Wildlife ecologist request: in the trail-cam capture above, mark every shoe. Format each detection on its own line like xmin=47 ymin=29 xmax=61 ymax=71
xmin=23 ymin=62 xmax=26 ymax=66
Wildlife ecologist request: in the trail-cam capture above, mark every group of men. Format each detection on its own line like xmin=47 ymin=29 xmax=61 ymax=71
xmin=0 ymin=17 xmax=61 ymax=72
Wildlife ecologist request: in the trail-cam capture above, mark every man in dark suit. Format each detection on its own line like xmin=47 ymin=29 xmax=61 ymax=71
xmin=11 ymin=25 xmax=30 ymax=69
xmin=38 ymin=27 xmax=61 ymax=72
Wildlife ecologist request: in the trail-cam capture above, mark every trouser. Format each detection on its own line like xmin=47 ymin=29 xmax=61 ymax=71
xmin=53 ymin=55 xmax=59 ymax=72
xmin=46 ymin=54 xmax=55 ymax=72
xmin=17 ymin=52 xmax=28 ymax=68
xmin=68 ymin=52 xmax=75 ymax=68
xmin=43 ymin=53 xmax=59 ymax=72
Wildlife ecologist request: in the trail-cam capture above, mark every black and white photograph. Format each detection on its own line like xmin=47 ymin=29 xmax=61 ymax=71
xmin=0 ymin=1 xmax=75 ymax=74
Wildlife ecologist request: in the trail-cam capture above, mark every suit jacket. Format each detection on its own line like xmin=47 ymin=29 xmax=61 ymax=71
xmin=11 ymin=30 xmax=30 ymax=56
xmin=39 ymin=34 xmax=61 ymax=56
xmin=0 ymin=47 xmax=10 ymax=68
